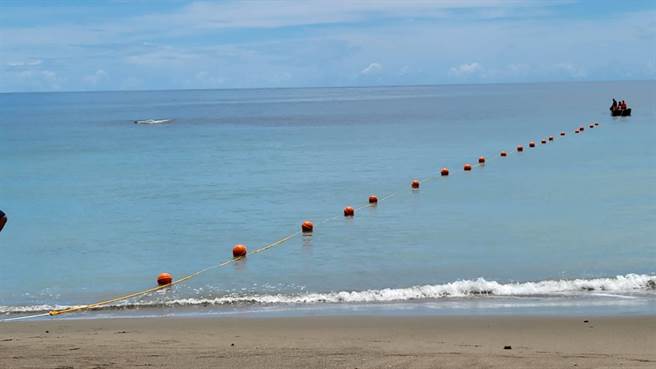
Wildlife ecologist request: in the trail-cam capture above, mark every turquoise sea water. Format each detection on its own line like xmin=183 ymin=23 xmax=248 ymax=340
xmin=1 ymin=81 xmax=655 ymax=319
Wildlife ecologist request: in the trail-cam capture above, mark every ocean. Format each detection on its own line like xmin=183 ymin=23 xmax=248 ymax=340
xmin=1 ymin=81 xmax=655 ymax=320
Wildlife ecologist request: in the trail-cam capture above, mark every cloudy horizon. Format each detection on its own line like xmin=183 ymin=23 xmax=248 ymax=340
xmin=1 ymin=0 xmax=654 ymax=93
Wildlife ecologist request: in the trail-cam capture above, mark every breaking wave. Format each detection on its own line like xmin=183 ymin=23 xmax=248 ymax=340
xmin=3 ymin=273 xmax=654 ymax=315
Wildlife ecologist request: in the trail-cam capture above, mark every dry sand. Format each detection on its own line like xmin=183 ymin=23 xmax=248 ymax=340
xmin=1 ymin=315 xmax=655 ymax=368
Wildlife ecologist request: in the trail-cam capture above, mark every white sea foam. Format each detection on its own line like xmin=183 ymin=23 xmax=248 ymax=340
xmin=163 ymin=273 xmax=655 ymax=306
xmin=3 ymin=274 xmax=654 ymax=315
xmin=1 ymin=304 xmax=59 ymax=314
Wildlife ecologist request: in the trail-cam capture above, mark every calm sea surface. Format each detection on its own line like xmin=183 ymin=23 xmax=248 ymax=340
xmin=1 ymin=81 xmax=655 ymax=318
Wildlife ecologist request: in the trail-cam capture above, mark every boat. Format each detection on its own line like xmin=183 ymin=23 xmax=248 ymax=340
xmin=133 ymin=119 xmax=174 ymax=125
xmin=610 ymin=108 xmax=631 ymax=117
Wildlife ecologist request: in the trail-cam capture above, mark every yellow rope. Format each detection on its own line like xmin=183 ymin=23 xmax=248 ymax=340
xmin=49 ymin=238 xmax=291 ymax=316
xmin=45 ymin=124 xmax=589 ymax=317
xmin=46 ymin=192 xmax=400 ymax=317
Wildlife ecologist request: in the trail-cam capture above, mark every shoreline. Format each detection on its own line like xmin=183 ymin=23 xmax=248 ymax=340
xmin=2 ymin=315 xmax=655 ymax=368
xmin=3 ymin=271 xmax=655 ymax=319
xmin=4 ymin=290 xmax=656 ymax=321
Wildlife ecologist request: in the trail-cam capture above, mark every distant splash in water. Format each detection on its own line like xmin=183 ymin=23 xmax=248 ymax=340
xmin=2 ymin=274 xmax=654 ymax=315
xmin=133 ymin=118 xmax=174 ymax=125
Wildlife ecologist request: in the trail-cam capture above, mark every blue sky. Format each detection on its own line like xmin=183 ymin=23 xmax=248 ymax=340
xmin=1 ymin=0 xmax=654 ymax=92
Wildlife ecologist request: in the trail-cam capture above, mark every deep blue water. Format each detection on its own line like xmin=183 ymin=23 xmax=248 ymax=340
xmin=0 ymin=81 xmax=655 ymax=318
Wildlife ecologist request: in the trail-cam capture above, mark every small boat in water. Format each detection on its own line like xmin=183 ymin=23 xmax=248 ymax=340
xmin=609 ymin=98 xmax=631 ymax=117
xmin=610 ymin=108 xmax=631 ymax=117
xmin=133 ymin=119 xmax=174 ymax=125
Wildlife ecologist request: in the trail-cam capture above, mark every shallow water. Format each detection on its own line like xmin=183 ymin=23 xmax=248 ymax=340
xmin=0 ymin=81 xmax=655 ymax=318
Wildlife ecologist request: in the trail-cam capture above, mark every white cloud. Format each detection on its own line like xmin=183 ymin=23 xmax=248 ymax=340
xmin=360 ymin=62 xmax=383 ymax=75
xmin=6 ymin=59 xmax=43 ymax=67
xmin=554 ymin=62 xmax=587 ymax=78
xmin=14 ymin=69 xmax=62 ymax=91
xmin=130 ymin=1 xmax=555 ymax=32
xmin=193 ymin=71 xmax=225 ymax=86
xmin=449 ymin=62 xmax=482 ymax=77
xmin=0 ymin=1 xmax=564 ymax=52
xmin=83 ymin=69 xmax=108 ymax=86
xmin=0 ymin=3 xmax=654 ymax=91
xmin=125 ymin=46 xmax=201 ymax=66
xmin=508 ymin=63 xmax=530 ymax=74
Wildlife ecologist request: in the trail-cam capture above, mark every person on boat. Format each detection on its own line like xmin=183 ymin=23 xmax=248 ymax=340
xmin=610 ymin=98 xmax=618 ymax=111
xmin=621 ymin=100 xmax=627 ymax=110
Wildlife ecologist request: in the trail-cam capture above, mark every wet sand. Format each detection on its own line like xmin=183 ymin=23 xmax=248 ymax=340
xmin=1 ymin=315 xmax=655 ymax=368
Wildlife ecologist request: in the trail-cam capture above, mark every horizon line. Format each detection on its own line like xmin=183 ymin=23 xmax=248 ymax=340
xmin=1 ymin=78 xmax=653 ymax=95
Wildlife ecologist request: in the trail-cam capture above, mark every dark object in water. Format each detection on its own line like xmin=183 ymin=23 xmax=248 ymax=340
xmin=611 ymin=108 xmax=631 ymax=117
xmin=0 ymin=209 xmax=6 ymax=233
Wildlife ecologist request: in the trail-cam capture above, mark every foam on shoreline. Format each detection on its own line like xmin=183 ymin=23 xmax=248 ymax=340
xmin=3 ymin=273 xmax=654 ymax=316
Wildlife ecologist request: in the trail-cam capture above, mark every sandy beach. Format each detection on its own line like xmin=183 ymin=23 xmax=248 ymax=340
xmin=1 ymin=315 xmax=654 ymax=368
xmin=3 ymin=1 xmax=655 ymax=368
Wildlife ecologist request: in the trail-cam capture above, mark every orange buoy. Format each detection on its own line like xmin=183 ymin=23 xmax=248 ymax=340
xmin=368 ymin=195 xmax=378 ymax=204
xmin=529 ymin=141 xmax=536 ymax=148
xmin=464 ymin=163 xmax=472 ymax=171
xmin=548 ymin=136 xmax=554 ymax=141
xmin=411 ymin=179 xmax=420 ymax=189
xmin=478 ymin=156 xmax=486 ymax=164
xmin=516 ymin=145 xmax=524 ymax=152
xmin=560 ymin=131 xmax=565 ymax=136
xmin=440 ymin=167 xmax=449 ymax=176
xmin=541 ymin=139 xmax=546 ymax=144
xmin=0 ymin=210 xmax=6 ymax=233
xmin=343 ymin=206 xmax=355 ymax=217
xmin=500 ymin=151 xmax=508 ymax=157
xmin=301 ymin=220 xmax=314 ymax=233
xmin=232 ymin=244 xmax=248 ymax=258
xmin=157 ymin=272 xmax=173 ymax=286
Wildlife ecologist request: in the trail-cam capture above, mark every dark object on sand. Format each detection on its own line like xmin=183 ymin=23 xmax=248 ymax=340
xmin=0 ymin=210 xmax=6 ymax=233
xmin=611 ymin=108 xmax=631 ymax=117
xmin=504 ymin=345 xmax=512 ymax=350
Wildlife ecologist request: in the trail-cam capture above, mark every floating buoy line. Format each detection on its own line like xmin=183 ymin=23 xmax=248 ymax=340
xmin=2 ymin=121 xmax=602 ymax=322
